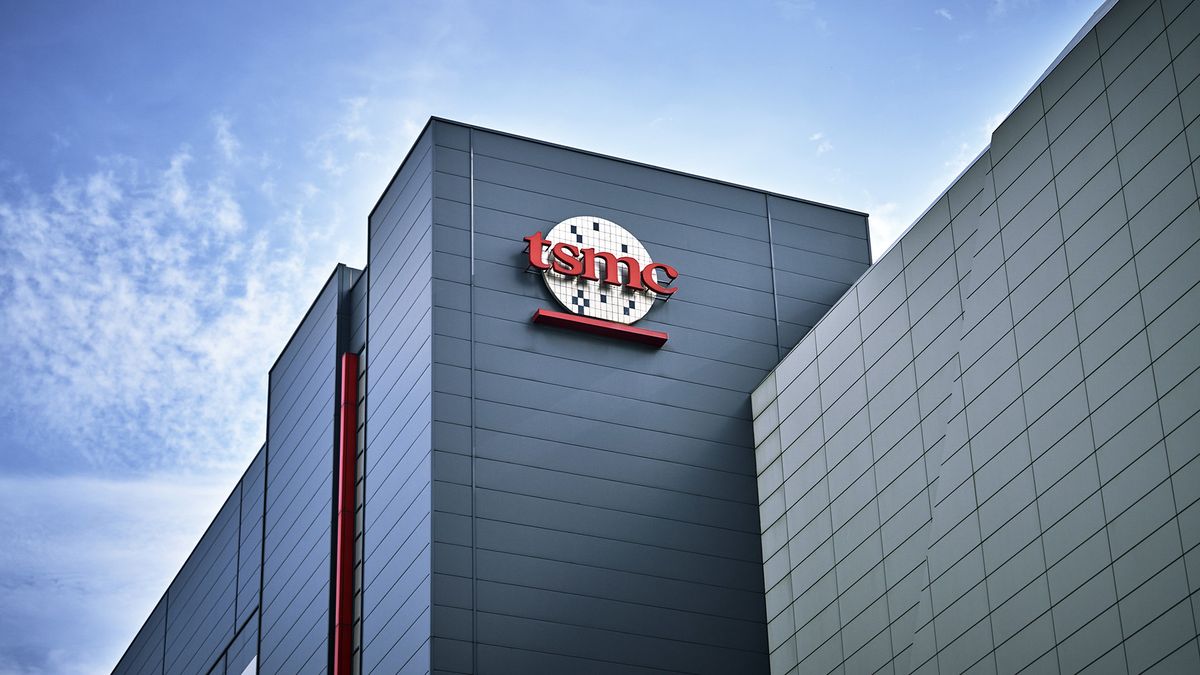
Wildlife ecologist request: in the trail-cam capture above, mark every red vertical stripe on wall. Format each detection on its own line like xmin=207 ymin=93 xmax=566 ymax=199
xmin=333 ymin=352 xmax=358 ymax=675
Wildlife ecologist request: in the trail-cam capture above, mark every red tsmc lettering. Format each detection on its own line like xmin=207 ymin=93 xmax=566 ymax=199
xmin=524 ymin=231 xmax=678 ymax=295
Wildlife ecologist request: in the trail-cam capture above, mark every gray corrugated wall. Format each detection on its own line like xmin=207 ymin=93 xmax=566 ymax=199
xmin=423 ymin=119 xmax=869 ymax=673
xmin=752 ymin=154 xmax=988 ymax=674
xmin=910 ymin=0 xmax=1200 ymax=670
xmin=362 ymin=125 xmax=435 ymax=674
xmin=237 ymin=448 xmax=265 ymax=630
xmin=114 ymin=269 xmax=361 ymax=675
xmin=227 ymin=618 xmax=258 ymax=674
xmin=116 ymin=116 xmax=870 ymax=673
xmin=753 ymin=0 xmax=1200 ymax=672
xmin=260 ymin=269 xmax=341 ymax=674
xmin=769 ymin=196 xmax=872 ymax=352
xmin=428 ymin=120 xmax=474 ymax=675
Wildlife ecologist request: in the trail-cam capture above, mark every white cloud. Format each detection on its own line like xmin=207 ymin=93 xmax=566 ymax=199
xmin=943 ymin=141 xmax=977 ymax=182
xmin=988 ymin=0 xmax=1033 ymax=20
xmin=935 ymin=8 xmax=953 ymax=20
xmin=863 ymin=200 xmax=907 ymax=259
xmin=0 ymin=148 xmax=328 ymax=474
xmin=808 ymin=132 xmax=833 ymax=155
xmin=309 ymin=97 xmax=375 ymax=177
xmin=213 ymin=115 xmax=241 ymax=163
xmin=866 ymin=108 xmax=1003 ymax=263
xmin=0 ymin=118 xmax=362 ymax=673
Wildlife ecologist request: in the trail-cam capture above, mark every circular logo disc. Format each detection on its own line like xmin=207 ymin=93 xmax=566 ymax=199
xmin=542 ymin=216 xmax=657 ymax=325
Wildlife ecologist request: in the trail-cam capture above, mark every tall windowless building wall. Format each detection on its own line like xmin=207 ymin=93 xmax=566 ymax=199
xmin=113 ymin=0 xmax=1200 ymax=672
xmin=752 ymin=0 xmax=1200 ymax=672
xmin=113 ymin=116 xmax=871 ymax=674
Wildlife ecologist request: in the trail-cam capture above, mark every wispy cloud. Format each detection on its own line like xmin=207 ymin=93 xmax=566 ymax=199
xmin=0 ymin=126 xmax=353 ymax=675
xmin=0 ymin=145 xmax=334 ymax=477
xmin=774 ymin=0 xmax=828 ymax=32
xmin=309 ymin=97 xmax=374 ymax=177
xmin=809 ymin=131 xmax=833 ymax=155
xmin=988 ymin=0 xmax=1034 ymax=20
xmin=863 ymin=199 xmax=906 ymax=259
xmin=935 ymin=8 xmax=953 ymax=20
xmin=984 ymin=110 xmax=1007 ymax=136
xmin=931 ymin=111 xmax=1002 ymax=198
xmin=213 ymin=115 xmax=241 ymax=163
xmin=0 ymin=79 xmax=411 ymax=670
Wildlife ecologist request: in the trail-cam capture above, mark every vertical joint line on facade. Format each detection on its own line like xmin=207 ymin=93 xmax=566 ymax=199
xmin=764 ymin=194 xmax=783 ymax=359
xmin=470 ymin=133 xmax=476 ymax=279
xmin=467 ymin=127 xmax=479 ymax=674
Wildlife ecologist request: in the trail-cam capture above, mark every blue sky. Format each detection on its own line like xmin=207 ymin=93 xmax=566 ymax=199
xmin=0 ymin=1 xmax=1105 ymax=672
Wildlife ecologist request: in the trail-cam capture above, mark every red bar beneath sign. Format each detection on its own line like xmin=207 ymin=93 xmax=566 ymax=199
xmin=333 ymin=352 xmax=358 ymax=675
xmin=531 ymin=308 xmax=668 ymax=347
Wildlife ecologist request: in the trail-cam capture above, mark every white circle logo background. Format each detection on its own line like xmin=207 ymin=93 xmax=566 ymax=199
xmin=542 ymin=216 xmax=658 ymax=325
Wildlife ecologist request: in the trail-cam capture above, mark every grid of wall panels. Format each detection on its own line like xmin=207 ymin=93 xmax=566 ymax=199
xmin=752 ymin=157 xmax=986 ymax=675
xmin=362 ymin=126 xmax=435 ymax=675
xmin=114 ymin=268 xmax=361 ymax=675
xmin=238 ymin=448 xmax=264 ymax=629
xmin=753 ymin=0 xmax=1200 ymax=672
xmin=260 ymin=272 xmax=340 ymax=675
xmin=424 ymin=119 xmax=870 ymax=674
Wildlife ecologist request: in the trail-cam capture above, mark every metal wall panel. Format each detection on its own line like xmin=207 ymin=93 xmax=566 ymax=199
xmin=115 ymin=106 xmax=869 ymax=675
xmin=260 ymin=270 xmax=341 ymax=675
xmin=753 ymin=1 xmax=1200 ymax=672
xmin=227 ymin=614 xmax=258 ymax=675
xmin=163 ymin=487 xmax=239 ymax=675
xmin=426 ymin=119 xmax=870 ymax=674
xmin=362 ymin=125 xmax=435 ymax=675
xmin=238 ymin=446 xmax=265 ymax=628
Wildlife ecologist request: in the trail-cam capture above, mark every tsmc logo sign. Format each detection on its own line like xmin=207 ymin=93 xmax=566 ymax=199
xmin=524 ymin=216 xmax=676 ymax=346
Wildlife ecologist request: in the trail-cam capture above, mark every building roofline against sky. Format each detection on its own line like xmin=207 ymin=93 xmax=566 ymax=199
xmin=366 ymin=116 xmax=873 ymax=226
xmin=753 ymin=0 xmax=1120 ymax=393
xmin=844 ymin=0 xmax=1119 ymax=270
xmin=113 ymin=442 xmax=265 ymax=656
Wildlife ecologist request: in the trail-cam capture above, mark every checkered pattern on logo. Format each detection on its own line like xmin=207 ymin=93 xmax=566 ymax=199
xmin=543 ymin=216 xmax=657 ymax=325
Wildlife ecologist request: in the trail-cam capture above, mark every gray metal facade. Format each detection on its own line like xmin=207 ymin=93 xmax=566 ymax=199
xmin=751 ymin=0 xmax=1200 ymax=673
xmin=113 ymin=265 xmax=365 ymax=675
xmin=112 ymin=116 xmax=870 ymax=674
xmin=380 ymin=119 xmax=870 ymax=674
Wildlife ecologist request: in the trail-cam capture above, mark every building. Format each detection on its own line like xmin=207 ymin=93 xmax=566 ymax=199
xmin=751 ymin=0 xmax=1200 ymax=672
xmin=112 ymin=116 xmax=871 ymax=675
xmin=113 ymin=0 xmax=1200 ymax=672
